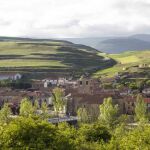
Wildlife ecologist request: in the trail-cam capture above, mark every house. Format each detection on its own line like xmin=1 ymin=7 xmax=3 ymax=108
xmin=0 ymin=73 xmax=22 ymax=80
xmin=122 ymin=67 xmax=127 ymax=71
xmin=119 ymin=96 xmax=150 ymax=115
xmin=139 ymin=64 xmax=150 ymax=68
xmin=76 ymin=77 xmax=101 ymax=95
xmin=119 ymin=88 xmax=131 ymax=96
xmin=57 ymin=78 xmax=65 ymax=85
xmin=32 ymin=80 xmax=44 ymax=89
xmin=144 ymin=98 xmax=150 ymax=112
xmin=42 ymin=78 xmax=58 ymax=87
xmin=142 ymin=88 xmax=150 ymax=96
xmin=121 ymin=96 xmax=135 ymax=115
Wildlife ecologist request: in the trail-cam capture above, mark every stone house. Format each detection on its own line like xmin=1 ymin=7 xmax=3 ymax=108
xmin=32 ymin=80 xmax=44 ymax=89
xmin=76 ymin=77 xmax=101 ymax=95
xmin=142 ymin=88 xmax=150 ymax=96
xmin=119 ymin=96 xmax=150 ymax=115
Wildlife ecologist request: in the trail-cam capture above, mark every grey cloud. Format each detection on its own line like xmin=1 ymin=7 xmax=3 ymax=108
xmin=42 ymin=19 xmax=80 ymax=30
xmin=77 ymin=23 xmax=150 ymax=37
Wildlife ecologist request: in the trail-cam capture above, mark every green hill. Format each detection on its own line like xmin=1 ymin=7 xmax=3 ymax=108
xmin=0 ymin=38 xmax=116 ymax=77
xmin=95 ymin=50 xmax=150 ymax=78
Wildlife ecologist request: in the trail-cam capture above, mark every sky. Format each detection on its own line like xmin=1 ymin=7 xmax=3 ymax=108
xmin=0 ymin=0 xmax=150 ymax=38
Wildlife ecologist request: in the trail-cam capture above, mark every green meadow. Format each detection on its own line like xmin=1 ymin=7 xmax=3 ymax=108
xmin=94 ymin=50 xmax=150 ymax=77
xmin=0 ymin=41 xmax=115 ymax=76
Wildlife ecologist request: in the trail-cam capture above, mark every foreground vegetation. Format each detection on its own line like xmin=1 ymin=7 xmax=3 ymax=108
xmin=0 ymin=94 xmax=150 ymax=149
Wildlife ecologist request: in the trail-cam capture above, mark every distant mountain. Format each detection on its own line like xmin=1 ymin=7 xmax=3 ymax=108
xmin=96 ymin=37 xmax=150 ymax=53
xmin=131 ymin=34 xmax=150 ymax=42
xmin=63 ymin=37 xmax=108 ymax=48
xmin=63 ymin=34 xmax=150 ymax=53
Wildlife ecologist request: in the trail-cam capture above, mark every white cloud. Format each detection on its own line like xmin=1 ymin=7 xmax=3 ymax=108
xmin=0 ymin=0 xmax=150 ymax=37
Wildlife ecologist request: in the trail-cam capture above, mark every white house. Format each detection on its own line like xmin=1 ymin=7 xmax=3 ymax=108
xmin=42 ymin=78 xmax=58 ymax=88
xmin=0 ymin=73 xmax=22 ymax=80
xmin=57 ymin=78 xmax=66 ymax=86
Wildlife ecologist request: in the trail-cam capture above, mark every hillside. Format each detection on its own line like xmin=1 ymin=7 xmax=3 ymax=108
xmin=0 ymin=37 xmax=116 ymax=77
xmin=94 ymin=50 xmax=150 ymax=78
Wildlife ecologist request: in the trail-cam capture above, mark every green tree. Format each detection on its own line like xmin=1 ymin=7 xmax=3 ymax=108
xmin=0 ymin=117 xmax=57 ymax=149
xmin=56 ymin=123 xmax=78 ymax=150
xmin=135 ymin=94 xmax=147 ymax=123
xmin=33 ymin=99 xmax=39 ymax=111
xmin=52 ymin=87 xmax=66 ymax=115
xmin=41 ymin=101 xmax=49 ymax=120
xmin=99 ymin=97 xmax=118 ymax=128
xmin=120 ymin=126 xmax=150 ymax=150
xmin=20 ymin=98 xmax=34 ymax=117
xmin=79 ymin=123 xmax=111 ymax=143
xmin=0 ymin=103 xmax=11 ymax=124
xmin=77 ymin=107 xmax=89 ymax=123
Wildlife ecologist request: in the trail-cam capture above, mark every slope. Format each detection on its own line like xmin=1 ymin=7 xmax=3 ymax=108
xmin=0 ymin=38 xmax=116 ymax=77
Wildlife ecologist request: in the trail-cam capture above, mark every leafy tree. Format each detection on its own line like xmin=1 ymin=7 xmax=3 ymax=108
xmin=33 ymin=99 xmax=39 ymax=111
xmin=99 ymin=97 xmax=118 ymax=128
xmin=146 ymin=80 xmax=150 ymax=87
xmin=0 ymin=117 xmax=57 ymax=149
xmin=0 ymin=103 xmax=11 ymax=124
xmin=20 ymin=98 xmax=34 ymax=117
xmin=56 ymin=123 xmax=78 ymax=150
xmin=52 ymin=87 xmax=66 ymax=115
xmin=135 ymin=94 xmax=147 ymax=123
xmin=86 ymin=105 xmax=99 ymax=123
xmin=79 ymin=123 xmax=111 ymax=143
xmin=41 ymin=101 xmax=49 ymax=120
xmin=77 ymin=107 xmax=89 ymax=123
xmin=119 ymin=126 xmax=150 ymax=150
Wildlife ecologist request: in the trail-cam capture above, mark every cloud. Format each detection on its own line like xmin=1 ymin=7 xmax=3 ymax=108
xmin=0 ymin=0 xmax=150 ymax=37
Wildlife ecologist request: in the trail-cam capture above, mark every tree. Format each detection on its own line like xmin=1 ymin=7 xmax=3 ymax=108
xmin=41 ymin=101 xmax=49 ymax=120
xmin=0 ymin=103 xmax=11 ymax=124
xmin=99 ymin=97 xmax=118 ymax=128
xmin=52 ymin=87 xmax=66 ymax=115
xmin=56 ymin=123 xmax=78 ymax=150
xmin=120 ymin=126 xmax=150 ymax=150
xmin=20 ymin=98 xmax=34 ymax=117
xmin=135 ymin=94 xmax=147 ymax=123
xmin=79 ymin=123 xmax=111 ymax=143
xmin=33 ymin=99 xmax=39 ymax=111
xmin=77 ymin=107 xmax=89 ymax=123
xmin=86 ymin=105 xmax=99 ymax=123
xmin=0 ymin=117 xmax=57 ymax=149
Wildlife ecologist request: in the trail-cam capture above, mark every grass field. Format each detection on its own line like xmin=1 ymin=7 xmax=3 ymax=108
xmin=94 ymin=50 xmax=150 ymax=78
xmin=0 ymin=40 xmax=115 ymax=77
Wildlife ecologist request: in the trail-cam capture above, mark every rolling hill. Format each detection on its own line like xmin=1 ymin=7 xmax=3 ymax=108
xmin=94 ymin=50 xmax=150 ymax=78
xmin=0 ymin=37 xmax=116 ymax=77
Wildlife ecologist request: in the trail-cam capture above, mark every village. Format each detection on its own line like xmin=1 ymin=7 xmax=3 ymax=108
xmin=0 ymin=68 xmax=150 ymax=122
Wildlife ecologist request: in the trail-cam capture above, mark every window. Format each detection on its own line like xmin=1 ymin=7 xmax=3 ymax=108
xmin=86 ymin=81 xmax=88 ymax=85
xmin=80 ymin=81 xmax=82 ymax=85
